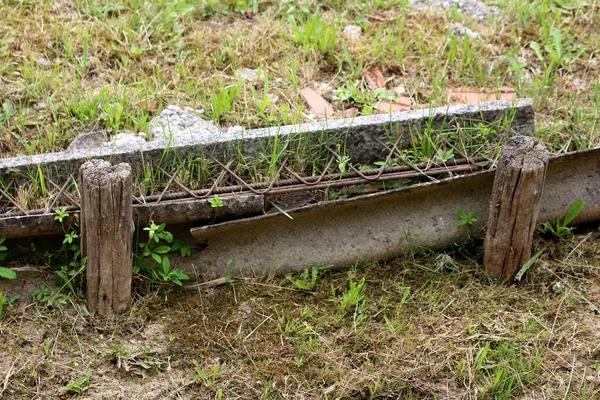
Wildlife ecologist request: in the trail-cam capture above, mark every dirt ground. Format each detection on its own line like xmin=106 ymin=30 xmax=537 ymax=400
xmin=1 ymin=233 xmax=600 ymax=399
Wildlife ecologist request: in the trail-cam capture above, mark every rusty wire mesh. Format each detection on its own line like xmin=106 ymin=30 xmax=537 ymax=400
xmin=0 ymin=141 xmax=493 ymax=218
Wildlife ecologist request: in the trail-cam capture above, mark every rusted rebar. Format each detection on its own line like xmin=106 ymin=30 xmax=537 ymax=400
xmin=0 ymin=157 xmax=490 ymax=218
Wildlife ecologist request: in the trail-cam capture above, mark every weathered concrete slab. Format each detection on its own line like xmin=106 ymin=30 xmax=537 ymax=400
xmin=0 ymin=100 xmax=534 ymax=179
xmin=189 ymin=148 xmax=600 ymax=279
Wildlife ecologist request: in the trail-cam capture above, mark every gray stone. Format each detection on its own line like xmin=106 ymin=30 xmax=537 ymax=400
xmin=392 ymin=86 xmax=407 ymax=96
xmin=569 ymin=76 xmax=588 ymax=91
xmin=236 ymin=68 xmax=262 ymax=82
xmin=103 ymin=132 xmax=146 ymax=149
xmin=35 ymin=57 xmax=52 ymax=68
xmin=314 ymin=82 xmax=334 ymax=95
xmin=411 ymin=0 xmax=498 ymax=20
xmin=343 ymin=24 xmax=362 ymax=40
xmin=147 ymin=105 xmax=219 ymax=142
xmin=552 ymin=281 xmax=565 ymax=294
xmin=66 ymin=130 xmax=107 ymax=152
xmin=33 ymin=102 xmax=47 ymax=111
xmin=452 ymin=22 xmax=481 ymax=40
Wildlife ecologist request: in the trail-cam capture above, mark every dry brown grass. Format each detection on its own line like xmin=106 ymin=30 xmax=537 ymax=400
xmin=2 ymin=233 xmax=600 ymax=398
xmin=1 ymin=1 xmax=600 ymax=398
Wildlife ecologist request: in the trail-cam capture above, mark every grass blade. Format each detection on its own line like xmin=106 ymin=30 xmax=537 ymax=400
xmin=515 ymin=248 xmax=545 ymax=282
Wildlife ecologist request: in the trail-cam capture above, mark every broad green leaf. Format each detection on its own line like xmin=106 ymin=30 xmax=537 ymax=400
xmin=161 ymin=231 xmax=174 ymax=243
xmin=563 ymin=199 xmax=584 ymax=226
xmin=162 ymin=257 xmax=171 ymax=275
xmin=0 ymin=267 xmax=16 ymax=280
xmin=153 ymin=245 xmax=171 ymax=255
xmin=174 ymin=269 xmax=189 ymax=282
xmin=171 ymin=276 xmax=182 ymax=286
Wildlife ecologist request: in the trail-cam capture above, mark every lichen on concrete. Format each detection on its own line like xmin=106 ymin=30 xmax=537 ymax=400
xmin=0 ymin=100 xmax=535 ymax=180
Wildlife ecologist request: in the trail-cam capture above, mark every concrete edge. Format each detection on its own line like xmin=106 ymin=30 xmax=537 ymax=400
xmin=0 ymin=99 xmax=534 ymax=177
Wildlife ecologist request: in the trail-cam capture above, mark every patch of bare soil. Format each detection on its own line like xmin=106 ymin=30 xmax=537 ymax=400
xmin=1 ymin=237 xmax=600 ymax=399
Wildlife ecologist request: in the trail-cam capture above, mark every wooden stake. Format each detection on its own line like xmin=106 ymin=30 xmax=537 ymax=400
xmin=80 ymin=160 xmax=133 ymax=316
xmin=484 ymin=136 xmax=549 ymax=281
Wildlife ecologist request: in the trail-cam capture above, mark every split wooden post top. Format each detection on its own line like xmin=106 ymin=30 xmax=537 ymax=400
xmin=484 ymin=136 xmax=549 ymax=282
xmin=79 ymin=159 xmax=134 ymax=316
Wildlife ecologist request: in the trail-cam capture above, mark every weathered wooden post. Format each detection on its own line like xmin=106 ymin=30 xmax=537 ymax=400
xmin=484 ymin=136 xmax=549 ymax=281
xmin=80 ymin=160 xmax=133 ymax=316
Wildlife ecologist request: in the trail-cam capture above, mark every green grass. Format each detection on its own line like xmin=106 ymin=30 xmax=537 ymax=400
xmin=3 ymin=238 xmax=600 ymax=398
xmin=1 ymin=0 xmax=600 ymax=398
xmin=2 ymin=0 xmax=597 ymax=210
xmin=1 ymin=0 xmax=597 ymax=157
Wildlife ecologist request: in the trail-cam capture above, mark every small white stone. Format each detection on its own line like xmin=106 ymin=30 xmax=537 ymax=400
xmin=67 ymin=130 xmax=107 ymax=151
xmin=104 ymin=132 xmax=146 ymax=149
xmin=33 ymin=101 xmax=47 ymax=111
xmin=314 ymin=81 xmax=333 ymax=95
xmin=147 ymin=104 xmax=216 ymax=141
xmin=36 ymin=57 xmax=52 ymax=68
xmin=570 ymin=77 xmax=587 ymax=90
xmin=343 ymin=24 xmax=362 ymax=40
xmin=552 ymin=281 xmax=565 ymax=294
xmin=267 ymin=93 xmax=279 ymax=103
xmin=392 ymin=86 xmax=406 ymax=96
xmin=236 ymin=67 xmax=261 ymax=82
xmin=452 ymin=22 xmax=480 ymax=40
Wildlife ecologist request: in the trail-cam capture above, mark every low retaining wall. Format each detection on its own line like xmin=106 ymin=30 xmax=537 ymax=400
xmin=0 ymin=99 xmax=534 ymax=180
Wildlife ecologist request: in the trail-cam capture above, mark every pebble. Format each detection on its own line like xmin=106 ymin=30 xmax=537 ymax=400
xmin=343 ymin=108 xmax=358 ymax=118
xmin=147 ymin=105 xmax=219 ymax=142
xmin=35 ymin=57 xmax=52 ymax=68
xmin=452 ymin=22 xmax=481 ymax=40
xmin=33 ymin=101 xmax=47 ymax=111
xmin=103 ymin=132 xmax=146 ymax=149
xmin=552 ymin=281 xmax=565 ymax=294
xmin=569 ymin=77 xmax=588 ymax=91
xmin=392 ymin=85 xmax=407 ymax=96
xmin=236 ymin=67 xmax=262 ymax=82
xmin=314 ymin=81 xmax=333 ymax=94
xmin=410 ymin=0 xmax=498 ymax=20
xmin=343 ymin=24 xmax=362 ymax=40
xmin=66 ymin=130 xmax=107 ymax=151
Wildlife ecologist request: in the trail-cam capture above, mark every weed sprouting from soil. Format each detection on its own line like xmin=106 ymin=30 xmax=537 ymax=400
xmin=2 ymin=0 xmax=600 ymax=398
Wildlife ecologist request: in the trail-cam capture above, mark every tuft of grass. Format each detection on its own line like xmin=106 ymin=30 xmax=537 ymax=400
xmin=288 ymin=10 xmax=338 ymax=56
xmin=538 ymin=199 xmax=585 ymax=238
xmin=338 ymin=277 xmax=366 ymax=314
xmin=2 ymin=1 xmax=600 ymax=398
